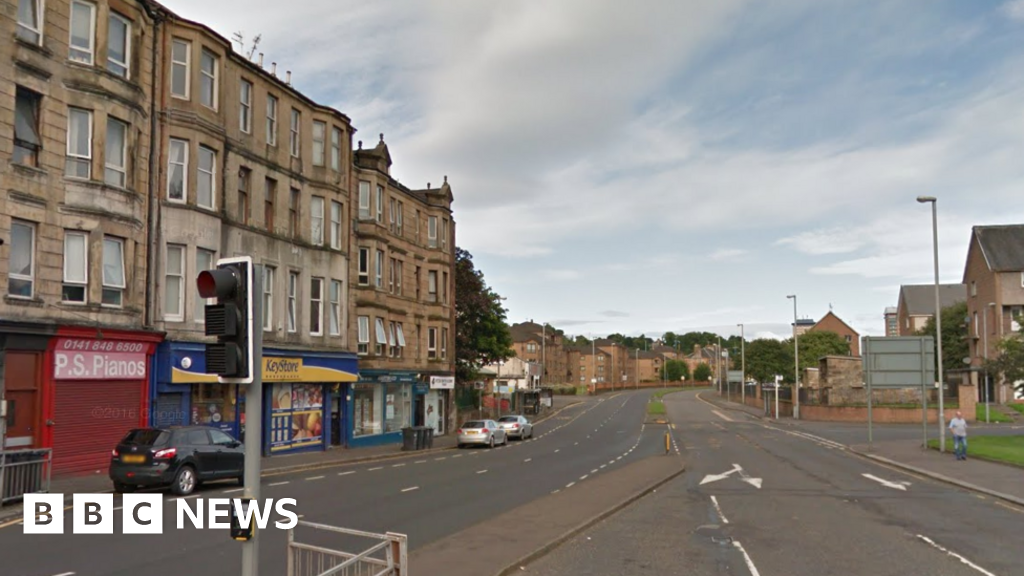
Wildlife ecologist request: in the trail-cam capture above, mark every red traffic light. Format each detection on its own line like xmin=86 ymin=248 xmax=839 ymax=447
xmin=197 ymin=267 xmax=240 ymax=300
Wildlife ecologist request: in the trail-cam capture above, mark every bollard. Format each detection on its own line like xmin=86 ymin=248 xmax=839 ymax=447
xmin=665 ymin=431 xmax=671 ymax=454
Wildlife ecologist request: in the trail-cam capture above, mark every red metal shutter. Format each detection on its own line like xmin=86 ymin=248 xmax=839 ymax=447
xmin=53 ymin=380 xmax=144 ymax=476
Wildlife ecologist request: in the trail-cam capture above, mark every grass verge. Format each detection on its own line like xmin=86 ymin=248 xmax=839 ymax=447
xmin=652 ymin=388 xmax=685 ymax=400
xmin=927 ymin=435 xmax=1024 ymax=468
xmin=1008 ymin=403 xmax=1024 ymax=416
xmin=647 ymin=401 xmax=666 ymax=416
xmin=976 ymin=404 xmax=1013 ymax=423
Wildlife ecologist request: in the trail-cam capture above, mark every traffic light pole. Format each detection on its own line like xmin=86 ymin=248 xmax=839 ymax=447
xmin=242 ymin=265 xmax=264 ymax=576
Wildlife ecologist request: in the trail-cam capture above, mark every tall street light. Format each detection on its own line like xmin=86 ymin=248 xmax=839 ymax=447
xmin=738 ymin=324 xmax=746 ymax=405
xmin=917 ymin=195 xmax=946 ymax=453
xmin=984 ymin=302 xmax=995 ymax=423
xmin=787 ymin=295 xmax=800 ymax=420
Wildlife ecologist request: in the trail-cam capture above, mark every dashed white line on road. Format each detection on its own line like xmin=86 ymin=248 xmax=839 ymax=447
xmin=269 ymin=481 xmax=290 ymax=487
xmin=174 ymin=494 xmax=202 ymax=500
xmin=415 ymin=460 xmax=427 ymax=464
xmin=710 ymin=496 xmax=729 ymax=524
xmin=401 ymin=486 xmax=420 ymax=493
xmin=451 ymin=454 xmax=462 ymax=458
xmin=392 ymin=463 xmax=406 ymax=468
xmin=368 ymin=466 xmax=384 ymax=471
xmin=733 ymin=541 xmax=762 ymax=576
xmin=338 ymin=471 xmax=356 ymax=476
xmin=575 ymin=442 xmax=579 ymax=446
xmin=435 ymin=457 xmax=447 ymax=461
xmin=306 ymin=476 xmax=325 ymax=481
xmin=51 ymin=573 xmax=75 ymax=576
xmin=224 ymin=488 xmax=245 ymax=493
xmin=591 ymin=469 xmax=598 ymax=474
xmin=916 ymin=535 xmax=997 ymax=576
xmin=524 ymin=458 xmax=532 ymax=463
xmin=566 ymin=482 xmax=575 ymax=488
xmin=555 ymin=449 xmax=560 ymax=453
xmin=580 ymin=475 xmax=588 ymax=480
xmin=552 ymin=489 xmax=561 ymax=494
xmin=477 ymin=469 xmax=488 ymax=474
xmin=600 ymin=465 xmax=606 ymax=469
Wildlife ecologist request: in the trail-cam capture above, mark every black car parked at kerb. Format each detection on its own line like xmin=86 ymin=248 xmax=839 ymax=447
xmin=109 ymin=426 xmax=244 ymax=496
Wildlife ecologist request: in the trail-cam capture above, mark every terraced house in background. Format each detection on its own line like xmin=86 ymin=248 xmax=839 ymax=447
xmin=0 ymin=0 xmax=456 ymax=476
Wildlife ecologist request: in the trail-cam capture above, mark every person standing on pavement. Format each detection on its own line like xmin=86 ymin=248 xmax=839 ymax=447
xmin=949 ymin=411 xmax=968 ymax=461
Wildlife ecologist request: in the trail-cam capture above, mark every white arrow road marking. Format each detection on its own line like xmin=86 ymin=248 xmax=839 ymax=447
xmin=712 ymin=410 xmax=734 ymax=422
xmin=916 ymin=535 xmax=997 ymax=576
xmin=710 ymin=495 xmax=729 ymax=524
xmin=700 ymin=464 xmax=762 ymax=489
xmin=863 ymin=474 xmax=911 ymax=491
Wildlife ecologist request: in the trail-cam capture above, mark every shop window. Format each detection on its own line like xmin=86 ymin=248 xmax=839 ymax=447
xmin=269 ymin=383 xmax=323 ymax=451
xmin=190 ymin=384 xmax=236 ymax=427
xmin=14 ymin=87 xmax=41 ymax=167
xmin=375 ymin=317 xmax=387 ymax=356
xmin=384 ymin=384 xmax=411 ymax=433
xmin=352 ymin=383 xmax=382 ymax=437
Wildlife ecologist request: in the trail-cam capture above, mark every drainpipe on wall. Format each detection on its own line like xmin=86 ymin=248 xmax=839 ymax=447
xmin=142 ymin=2 xmax=167 ymax=330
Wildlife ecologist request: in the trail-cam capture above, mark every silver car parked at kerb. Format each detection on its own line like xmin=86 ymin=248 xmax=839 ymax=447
xmin=497 ymin=415 xmax=533 ymax=440
xmin=457 ymin=420 xmax=507 ymax=449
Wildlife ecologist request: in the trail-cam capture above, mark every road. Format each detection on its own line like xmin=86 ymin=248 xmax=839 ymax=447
xmin=0 ymin=389 xmax=666 ymax=576
xmin=527 ymin=389 xmax=1023 ymax=576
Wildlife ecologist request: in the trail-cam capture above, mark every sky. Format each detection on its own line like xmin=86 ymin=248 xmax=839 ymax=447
xmin=162 ymin=0 xmax=1024 ymax=342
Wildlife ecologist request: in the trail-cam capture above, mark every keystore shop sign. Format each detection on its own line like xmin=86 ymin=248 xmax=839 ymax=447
xmin=54 ymin=338 xmax=148 ymax=380
xmin=23 ymin=494 xmax=298 ymax=534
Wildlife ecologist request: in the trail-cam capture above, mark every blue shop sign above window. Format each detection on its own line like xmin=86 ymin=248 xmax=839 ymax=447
xmin=414 ymin=382 xmax=429 ymax=395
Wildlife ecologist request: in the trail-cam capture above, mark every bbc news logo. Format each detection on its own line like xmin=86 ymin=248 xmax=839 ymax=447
xmin=23 ymin=494 xmax=298 ymax=534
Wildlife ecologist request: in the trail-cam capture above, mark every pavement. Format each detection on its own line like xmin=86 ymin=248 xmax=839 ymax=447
xmin=0 ymin=390 xmax=674 ymax=576
xmin=704 ymin=391 xmax=1024 ymax=506
xmin=0 ymin=395 xmax=583 ymax=523
xmin=524 ymin=388 xmax=1023 ymax=576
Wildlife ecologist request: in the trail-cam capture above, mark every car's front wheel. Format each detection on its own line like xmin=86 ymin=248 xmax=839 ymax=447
xmin=171 ymin=465 xmax=197 ymax=496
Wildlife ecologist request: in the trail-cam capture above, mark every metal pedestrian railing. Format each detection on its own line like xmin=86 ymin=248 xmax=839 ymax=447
xmin=287 ymin=520 xmax=408 ymax=576
xmin=0 ymin=448 xmax=53 ymax=504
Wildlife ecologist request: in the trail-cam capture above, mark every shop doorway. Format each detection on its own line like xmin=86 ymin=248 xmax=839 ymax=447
xmin=331 ymin=395 xmax=345 ymax=446
xmin=3 ymin=352 xmax=40 ymax=449
xmin=414 ymin=396 xmax=425 ymax=427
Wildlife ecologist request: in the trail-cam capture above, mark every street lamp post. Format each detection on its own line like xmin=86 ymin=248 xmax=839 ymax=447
xmin=787 ymin=295 xmax=800 ymax=420
xmin=738 ymin=324 xmax=746 ymax=405
xmin=635 ymin=348 xmax=639 ymax=389
xmin=984 ymin=302 xmax=995 ymax=423
xmin=717 ymin=335 xmax=722 ymax=395
xmin=917 ymin=196 xmax=946 ymax=453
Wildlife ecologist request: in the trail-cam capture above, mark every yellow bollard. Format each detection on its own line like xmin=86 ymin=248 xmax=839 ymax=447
xmin=665 ymin=431 xmax=671 ymax=454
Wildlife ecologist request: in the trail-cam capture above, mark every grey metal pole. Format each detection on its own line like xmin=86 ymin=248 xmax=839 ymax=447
xmin=541 ymin=324 xmax=545 ymax=390
xmin=717 ymin=336 xmax=722 ymax=395
xmin=985 ymin=303 xmax=994 ymax=423
xmin=920 ymin=336 xmax=927 ymax=449
xmin=788 ymin=295 xmax=800 ymax=419
xmin=866 ymin=337 xmax=873 ymax=445
xmin=635 ymin=348 xmax=639 ymax=389
xmin=739 ymin=324 xmax=746 ymax=405
xmin=918 ymin=197 xmax=946 ymax=452
xmin=242 ymin=264 xmax=265 ymax=576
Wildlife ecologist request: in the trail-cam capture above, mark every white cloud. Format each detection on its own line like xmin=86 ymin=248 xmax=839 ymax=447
xmin=709 ymin=248 xmax=748 ymax=261
xmin=1004 ymin=0 xmax=1024 ymax=21
xmin=775 ymin=230 xmax=866 ymax=255
xmin=541 ymin=269 xmax=582 ymax=281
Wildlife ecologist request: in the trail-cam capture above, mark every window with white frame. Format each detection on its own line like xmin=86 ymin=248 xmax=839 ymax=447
xmin=388 ymin=258 xmax=395 ymax=294
xmin=62 ymin=230 xmax=88 ymax=303
xmin=102 ymin=236 xmax=126 ymax=307
xmin=375 ymin=185 xmax=384 ymax=223
xmin=263 ymin=266 xmax=275 ymax=331
xmin=396 ymin=201 xmax=403 ymax=236
xmin=388 ymin=322 xmax=398 ymax=358
xmin=357 ymin=316 xmax=369 ymax=355
xmin=427 ymin=327 xmax=437 ymax=359
xmin=396 ymin=323 xmax=406 ymax=357
xmin=312 ymin=121 xmax=325 ymax=166
xmin=310 ymin=277 xmax=323 ymax=336
xmin=239 ymin=79 xmax=252 ymax=133
xmin=428 ymin=270 xmax=437 ymax=302
xmin=329 ymin=280 xmax=342 ymax=336
xmin=330 ymin=201 xmax=342 ymax=249
xmin=441 ymin=327 xmax=448 ymax=359
xmin=428 ymin=216 xmax=438 ymax=248
xmin=17 ymin=0 xmax=44 ymax=44
xmin=375 ymin=249 xmax=384 ymax=288
xmin=195 ymin=248 xmax=215 ymax=321
xmin=331 ymin=127 xmax=342 ymax=171
xmin=290 ymin=108 xmax=301 ymax=158
xmin=104 ymin=116 xmax=128 ymax=188
xmin=395 ymin=260 xmax=403 ymax=296
xmin=287 ymin=271 xmax=298 ymax=332
xmin=65 ymin=107 xmax=92 ymax=179
xmin=199 ymin=49 xmax=218 ymax=109
xmin=167 ymin=138 xmax=188 ymax=202
xmin=170 ymin=39 xmax=190 ymax=98
xmin=164 ymin=244 xmax=185 ymax=321
xmin=358 ymin=181 xmax=371 ymax=219
xmin=69 ymin=1 xmax=95 ymax=64
xmin=310 ymin=196 xmax=324 ymax=246
xmin=197 ymin=146 xmax=216 ymax=209
xmin=358 ymin=247 xmax=370 ymax=285
xmin=14 ymin=87 xmax=42 ymax=167
xmin=375 ymin=317 xmax=387 ymax=356
xmin=8 ymin=221 xmax=35 ymax=299
xmin=107 ymin=12 xmax=130 ymax=78
xmin=266 ymin=95 xmax=278 ymax=145
xmin=388 ymin=197 xmax=396 ymax=232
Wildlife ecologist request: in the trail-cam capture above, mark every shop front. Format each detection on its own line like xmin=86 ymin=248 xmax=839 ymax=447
xmin=349 ymin=370 xmax=419 ymax=448
xmin=155 ymin=345 xmax=358 ymax=456
xmin=44 ymin=326 xmax=163 ymax=476
xmin=424 ymin=375 xmax=455 ymax=436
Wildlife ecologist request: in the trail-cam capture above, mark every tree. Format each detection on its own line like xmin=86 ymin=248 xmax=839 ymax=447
xmin=745 ymin=338 xmax=793 ymax=384
xmin=693 ymin=363 xmax=713 ymax=382
xmin=660 ymin=359 xmax=690 ymax=381
xmin=916 ymin=301 xmax=969 ymax=375
xmin=987 ymin=336 xmax=1024 ymax=396
xmin=792 ymin=331 xmax=851 ymax=373
xmin=454 ymin=247 xmax=514 ymax=383
xmin=662 ymin=331 xmax=678 ymax=348
xmin=570 ymin=335 xmax=591 ymax=346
